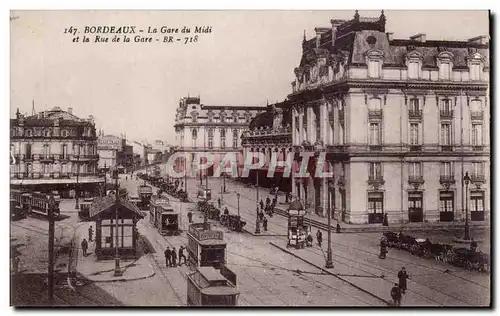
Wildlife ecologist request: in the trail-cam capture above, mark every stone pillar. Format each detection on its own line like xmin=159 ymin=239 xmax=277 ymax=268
xmin=292 ymin=109 xmax=297 ymax=146
xmin=321 ymin=102 xmax=328 ymax=144
xmin=298 ymin=110 xmax=304 ymax=145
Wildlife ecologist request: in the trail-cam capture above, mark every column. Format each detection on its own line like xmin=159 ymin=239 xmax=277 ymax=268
xmin=298 ymin=109 xmax=304 ymax=145
xmin=321 ymin=102 xmax=327 ymax=144
xmin=307 ymin=107 xmax=313 ymax=144
xmin=292 ymin=109 xmax=297 ymax=146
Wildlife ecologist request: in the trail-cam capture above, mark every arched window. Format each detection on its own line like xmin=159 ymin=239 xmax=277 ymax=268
xmin=25 ymin=129 xmax=33 ymax=137
xmin=192 ymin=129 xmax=198 ymax=139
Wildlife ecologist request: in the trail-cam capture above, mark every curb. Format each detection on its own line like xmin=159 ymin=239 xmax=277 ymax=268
xmin=242 ymin=228 xmax=286 ymax=237
xmin=451 ymin=237 xmax=482 ymax=244
xmin=85 ymin=270 xmax=156 ymax=283
xmin=269 ymin=241 xmax=391 ymax=306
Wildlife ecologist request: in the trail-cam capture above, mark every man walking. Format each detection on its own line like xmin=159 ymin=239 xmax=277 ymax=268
xmin=171 ymin=247 xmax=177 ymax=267
xmin=187 ymin=211 xmax=193 ymax=224
xmin=316 ymin=230 xmax=323 ymax=247
xmin=81 ymin=238 xmax=88 ymax=257
xmin=391 ymin=283 xmax=402 ymax=306
xmin=88 ymin=225 xmax=94 ymax=242
xmin=178 ymin=246 xmax=187 ymax=266
xmin=263 ymin=217 xmax=268 ymax=231
xmin=398 ymin=267 xmax=409 ymax=294
xmin=164 ymin=247 xmax=171 ymax=268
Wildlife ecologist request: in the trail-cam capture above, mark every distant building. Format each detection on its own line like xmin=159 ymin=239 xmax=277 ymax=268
xmin=10 ymin=106 xmax=103 ymax=197
xmin=97 ymin=133 xmax=125 ymax=170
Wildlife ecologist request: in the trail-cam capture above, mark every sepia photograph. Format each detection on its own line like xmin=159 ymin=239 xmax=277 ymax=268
xmin=9 ymin=9 xmax=491 ymax=307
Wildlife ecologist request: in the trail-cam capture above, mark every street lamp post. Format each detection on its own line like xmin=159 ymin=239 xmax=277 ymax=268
xmin=223 ymin=173 xmax=226 ymax=193
xmin=325 ymin=180 xmax=334 ymax=269
xmin=255 ymin=169 xmax=261 ymax=234
xmin=237 ymin=193 xmax=240 ymax=218
xmin=463 ymin=171 xmax=471 ymax=241
xmin=74 ymin=154 xmax=80 ymax=209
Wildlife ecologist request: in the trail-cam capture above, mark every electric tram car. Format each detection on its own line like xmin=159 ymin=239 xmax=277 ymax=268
xmin=10 ymin=189 xmax=61 ymax=219
xmin=187 ymin=223 xmax=227 ymax=269
xmin=149 ymin=195 xmax=181 ymax=236
xmin=78 ymin=198 xmax=94 ymax=221
xmin=186 ymin=266 xmax=239 ymax=306
xmin=137 ymin=185 xmax=153 ymax=209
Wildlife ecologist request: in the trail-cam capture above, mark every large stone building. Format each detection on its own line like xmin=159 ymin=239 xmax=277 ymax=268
xmin=174 ymin=96 xmax=265 ymax=176
xmin=288 ymin=11 xmax=490 ymax=224
xmin=241 ymin=102 xmax=293 ymax=192
xmin=10 ymin=107 xmax=103 ymax=197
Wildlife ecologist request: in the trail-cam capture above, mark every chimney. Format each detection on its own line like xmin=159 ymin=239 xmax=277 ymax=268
xmin=386 ymin=32 xmax=394 ymax=41
xmin=410 ymin=33 xmax=426 ymax=43
xmin=314 ymin=27 xmax=329 ymax=49
xmin=67 ymin=107 xmax=73 ymax=114
xmin=468 ymin=35 xmax=489 ymax=45
xmin=330 ymin=19 xmax=345 ymax=48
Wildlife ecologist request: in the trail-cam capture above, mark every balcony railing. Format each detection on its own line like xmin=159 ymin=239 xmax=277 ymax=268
xmin=408 ymin=110 xmax=423 ymax=119
xmin=470 ymin=111 xmax=484 ymax=121
xmin=368 ymin=109 xmax=383 ymax=119
xmin=441 ymin=145 xmax=453 ymax=152
xmin=472 ymin=145 xmax=484 ymax=151
xmin=471 ymin=174 xmax=486 ymax=183
xmin=369 ymin=145 xmax=382 ymax=151
xmin=409 ymin=145 xmax=422 ymax=152
xmin=408 ymin=175 xmax=425 ymax=184
xmin=440 ymin=110 xmax=454 ymax=118
xmin=368 ymin=176 xmax=385 ymax=186
xmin=439 ymin=175 xmax=455 ymax=184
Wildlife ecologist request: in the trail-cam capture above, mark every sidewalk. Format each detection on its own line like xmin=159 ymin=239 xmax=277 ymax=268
xmin=75 ymin=240 xmax=155 ymax=283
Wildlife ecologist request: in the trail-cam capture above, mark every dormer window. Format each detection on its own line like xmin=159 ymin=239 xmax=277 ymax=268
xmin=61 ymin=129 xmax=68 ymax=137
xmin=437 ymin=51 xmax=454 ymax=81
xmin=366 ymin=49 xmax=384 ymax=79
xmin=467 ymin=52 xmax=484 ymax=81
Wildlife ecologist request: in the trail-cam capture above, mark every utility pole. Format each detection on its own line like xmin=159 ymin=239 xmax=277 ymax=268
xmin=255 ymin=170 xmax=261 ymax=234
xmin=74 ymin=153 xmax=80 ymax=209
xmin=113 ymin=168 xmax=122 ymax=276
xmin=48 ymin=194 xmax=56 ymax=304
xmin=325 ymin=180 xmax=334 ymax=268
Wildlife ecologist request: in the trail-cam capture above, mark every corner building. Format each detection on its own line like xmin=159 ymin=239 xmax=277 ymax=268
xmin=288 ymin=11 xmax=490 ymax=224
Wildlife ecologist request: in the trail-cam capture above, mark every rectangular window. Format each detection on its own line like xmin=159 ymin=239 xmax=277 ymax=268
xmin=369 ymin=162 xmax=382 ymax=179
xmin=233 ymin=130 xmax=238 ymax=148
xmin=368 ymin=192 xmax=384 ymax=213
xmin=441 ymin=99 xmax=452 ymax=113
xmin=368 ymin=60 xmax=380 ymax=78
xmin=208 ymin=137 xmax=213 ymax=149
xmin=221 ymin=138 xmax=226 ymax=149
xmin=409 ymin=98 xmax=420 ymax=112
xmin=470 ymin=63 xmax=481 ymax=81
xmin=43 ymin=144 xmax=49 ymax=158
xmin=62 ymin=145 xmax=67 ymax=159
xmin=409 ymin=162 xmax=422 ymax=177
xmin=440 ymin=162 xmax=453 ymax=176
xmin=470 ymin=191 xmax=484 ymax=212
xmin=440 ymin=124 xmax=451 ymax=145
xmin=439 ymin=62 xmax=450 ymax=80
xmin=439 ymin=191 xmax=454 ymax=213
xmin=410 ymin=123 xmax=419 ymax=145
xmin=472 ymin=124 xmax=483 ymax=146
xmin=369 ymin=122 xmax=381 ymax=145
xmin=408 ymin=61 xmax=419 ymax=79
xmin=472 ymin=162 xmax=485 ymax=178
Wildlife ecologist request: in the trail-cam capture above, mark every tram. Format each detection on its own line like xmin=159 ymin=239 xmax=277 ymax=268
xmin=197 ymin=187 xmax=212 ymax=201
xmin=78 ymin=198 xmax=94 ymax=221
xmin=10 ymin=198 xmax=26 ymax=221
xmin=187 ymin=266 xmax=239 ymax=306
xmin=10 ymin=190 xmax=61 ymax=219
xmin=149 ymin=195 xmax=181 ymax=236
xmin=127 ymin=195 xmax=142 ymax=208
xmin=187 ymin=223 xmax=226 ymax=268
xmin=137 ymin=185 xmax=153 ymax=209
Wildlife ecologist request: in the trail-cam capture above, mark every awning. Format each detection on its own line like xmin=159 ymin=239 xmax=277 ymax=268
xmin=10 ymin=177 xmax=104 ymax=185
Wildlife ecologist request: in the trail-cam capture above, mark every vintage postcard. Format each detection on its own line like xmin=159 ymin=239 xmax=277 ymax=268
xmin=9 ymin=10 xmax=490 ymax=307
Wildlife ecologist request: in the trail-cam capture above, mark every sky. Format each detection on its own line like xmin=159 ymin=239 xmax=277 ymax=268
xmin=9 ymin=10 xmax=489 ymax=145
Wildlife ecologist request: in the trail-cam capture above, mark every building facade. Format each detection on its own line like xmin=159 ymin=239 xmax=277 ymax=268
xmin=288 ymin=11 xmax=490 ymax=224
xmin=10 ymin=106 xmax=102 ymax=197
xmin=97 ymin=134 xmax=126 ymax=170
xmin=241 ymin=102 xmax=293 ymax=192
xmin=174 ymin=96 xmax=265 ymax=176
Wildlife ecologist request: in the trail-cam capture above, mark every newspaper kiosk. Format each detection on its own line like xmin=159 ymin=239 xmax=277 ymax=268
xmin=287 ymin=200 xmax=307 ymax=249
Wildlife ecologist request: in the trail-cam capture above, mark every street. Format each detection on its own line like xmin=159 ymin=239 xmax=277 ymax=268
xmin=10 ymin=171 xmax=490 ymax=306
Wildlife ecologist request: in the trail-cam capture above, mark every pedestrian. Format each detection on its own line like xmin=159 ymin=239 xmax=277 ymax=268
xmin=391 ymin=283 xmax=402 ymax=306
xmin=316 ymin=230 xmax=323 ymax=247
xmin=218 ymin=198 xmax=221 ymax=209
xmin=88 ymin=225 xmax=94 ymax=242
xmin=164 ymin=247 xmax=171 ymax=268
xmin=13 ymin=256 xmax=20 ymax=275
xmin=81 ymin=238 xmax=88 ymax=257
xmin=336 ymin=221 xmax=341 ymax=234
xmin=380 ymin=238 xmax=388 ymax=259
xmin=383 ymin=213 xmax=389 ymax=227
xmin=259 ymin=210 xmax=264 ymax=221
xmin=470 ymin=238 xmax=478 ymax=252
xmin=171 ymin=247 xmax=177 ymax=267
xmin=398 ymin=267 xmax=409 ymax=294
xmin=266 ymin=197 xmax=271 ymax=207
xmin=263 ymin=217 xmax=268 ymax=231
xmin=259 ymin=199 xmax=264 ymax=210
xmin=187 ymin=211 xmax=193 ymax=223
xmin=126 ymin=176 xmax=128 ymax=181
xmin=178 ymin=246 xmax=187 ymax=266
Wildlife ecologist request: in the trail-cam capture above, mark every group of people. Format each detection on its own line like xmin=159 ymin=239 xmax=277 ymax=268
xmin=390 ymin=267 xmax=410 ymax=306
xmin=259 ymin=196 xmax=277 ymax=217
xmin=164 ymin=246 xmax=187 ymax=268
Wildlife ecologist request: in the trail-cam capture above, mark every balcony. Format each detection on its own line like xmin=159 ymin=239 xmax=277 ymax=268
xmin=409 ymin=145 xmax=422 ymax=152
xmin=441 ymin=145 xmax=453 ymax=152
xmin=368 ymin=109 xmax=383 ymax=119
xmin=440 ymin=110 xmax=454 ymax=119
xmin=408 ymin=175 xmax=425 ymax=184
xmin=472 ymin=145 xmax=484 ymax=151
xmin=70 ymin=154 xmax=99 ymax=161
xmin=470 ymin=111 xmax=484 ymax=121
xmin=40 ymin=155 xmax=55 ymax=163
xmin=439 ymin=175 xmax=455 ymax=185
xmin=408 ymin=110 xmax=423 ymax=119
xmin=369 ymin=145 xmax=382 ymax=151
xmin=367 ymin=176 xmax=385 ymax=186
xmin=471 ymin=174 xmax=486 ymax=183
xmin=337 ymin=176 xmax=346 ymax=187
